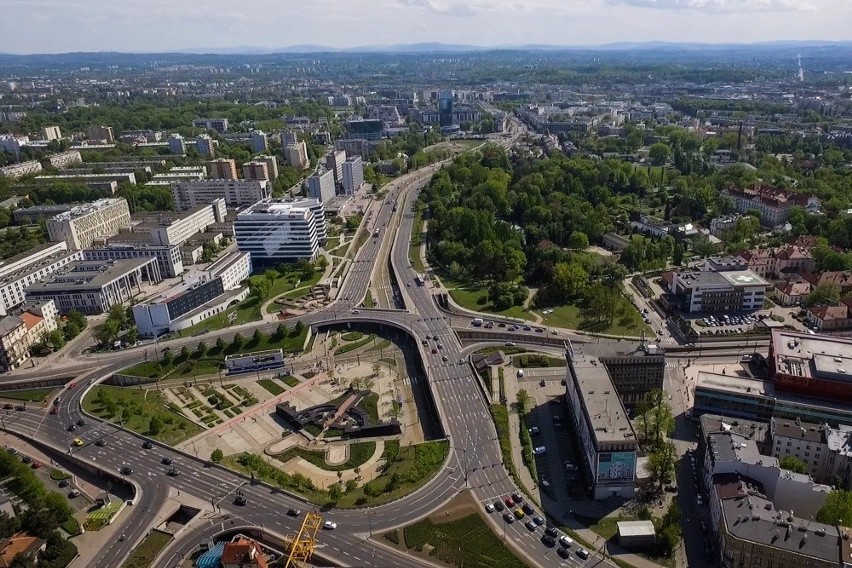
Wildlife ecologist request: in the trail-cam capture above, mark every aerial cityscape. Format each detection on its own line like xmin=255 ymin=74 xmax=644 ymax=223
xmin=1 ymin=4 xmax=852 ymax=568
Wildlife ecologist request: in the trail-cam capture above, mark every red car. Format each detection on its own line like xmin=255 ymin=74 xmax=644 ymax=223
xmin=504 ymin=497 xmax=514 ymax=508
xmin=67 ymin=383 xmax=76 ymax=389
xmin=49 ymin=407 xmax=58 ymax=415
xmin=31 ymin=461 xmax=41 ymax=469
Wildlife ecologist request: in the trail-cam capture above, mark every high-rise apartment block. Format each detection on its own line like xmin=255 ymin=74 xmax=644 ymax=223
xmin=250 ymin=131 xmax=268 ymax=153
xmin=168 ymin=134 xmax=186 ymax=155
xmin=342 ymin=156 xmax=364 ymax=195
xmin=284 ymin=140 xmax=309 ymax=169
xmin=42 ymin=126 xmax=62 ymax=141
xmin=193 ymin=118 xmax=229 ymax=133
xmin=255 ymin=155 xmax=278 ymax=180
xmin=234 ymin=198 xmax=326 ymax=264
xmin=171 ymin=180 xmax=269 ymax=210
xmin=42 ymin=150 xmax=82 ymax=169
xmin=86 ymin=125 xmax=114 ymax=143
xmin=208 ymin=158 xmax=238 ymax=180
xmin=46 ymin=198 xmax=131 ymax=250
xmin=242 ymin=161 xmax=270 ymax=181
xmin=281 ymin=132 xmax=298 ymax=146
xmin=325 ymin=150 xmax=347 ymax=185
xmin=195 ymin=134 xmax=215 ymax=158
xmin=307 ymin=170 xmax=336 ymax=203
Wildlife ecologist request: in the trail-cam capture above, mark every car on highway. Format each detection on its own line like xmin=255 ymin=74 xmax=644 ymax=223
xmin=234 ymin=494 xmax=246 ymax=506
xmin=493 ymin=500 xmax=504 ymax=512
xmin=431 ymin=348 xmax=437 ymax=354
xmin=533 ymin=446 xmax=546 ymax=455
xmin=505 ymin=341 xmax=516 ymax=346
xmin=559 ymin=535 xmax=574 ymax=548
xmin=76 ymin=419 xmax=86 ymax=426
xmin=577 ymin=548 xmax=590 ymax=559
xmin=513 ymin=508 xmax=525 ymax=519
xmin=58 ymin=479 xmax=69 ymax=488
xmin=524 ymin=520 xmax=537 ymax=531
xmin=15 ymin=405 xmax=25 ymax=411
xmin=542 ymin=534 xmax=557 ymax=547
xmin=95 ymin=439 xmax=106 ymax=447
xmin=485 ymin=503 xmax=495 ymax=513
xmin=323 ymin=521 xmax=337 ymax=530
xmin=21 ymin=455 xmax=31 ymax=464
xmin=73 ymin=438 xmax=83 ymax=447
xmin=442 ymin=355 xmax=448 ymax=361
xmin=120 ymin=467 xmax=133 ymax=475
xmin=167 ymin=468 xmax=180 ymax=476
xmin=68 ymin=489 xmax=80 ymax=499
xmin=162 ymin=457 xmax=172 ymax=465
xmin=66 ymin=424 xmax=77 ymax=432
xmin=49 ymin=407 xmax=58 ymax=415
xmin=67 ymin=383 xmax=76 ymax=389
xmin=504 ymin=497 xmax=514 ymax=508
xmin=533 ymin=515 xmax=545 ymax=526
xmin=528 ymin=426 xmax=539 ymax=435
xmin=557 ymin=546 xmax=570 ymax=559
xmin=351 ymin=310 xmax=360 ymax=314
xmin=511 ymin=492 xmax=522 ymax=504
xmin=31 ymin=461 xmax=41 ymax=469
xmin=287 ymin=509 xmax=301 ymax=517
xmin=142 ymin=441 xmax=154 ymax=449
xmin=503 ymin=512 xmax=515 ymax=524
xmin=522 ymin=504 xmax=535 ymax=516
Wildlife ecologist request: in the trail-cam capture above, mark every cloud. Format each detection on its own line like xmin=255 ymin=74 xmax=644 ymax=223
xmin=604 ymin=0 xmax=815 ymax=12
xmin=396 ymin=0 xmax=522 ymax=16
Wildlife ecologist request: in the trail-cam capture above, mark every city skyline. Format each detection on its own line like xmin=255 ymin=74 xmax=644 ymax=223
xmin=1 ymin=0 xmax=850 ymax=55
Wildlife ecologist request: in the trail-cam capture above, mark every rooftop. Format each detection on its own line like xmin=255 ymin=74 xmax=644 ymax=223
xmin=616 ymin=520 xmax=655 ymax=538
xmin=238 ymin=198 xmax=312 ymax=218
xmin=567 ymin=349 xmax=635 ymax=444
xmin=49 ymin=198 xmax=125 ymax=222
xmin=24 ymin=258 xmax=152 ymax=294
xmin=771 ymin=330 xmax=852 ymax=383
xmin=718 ymin=270 xmax=770 ymax=287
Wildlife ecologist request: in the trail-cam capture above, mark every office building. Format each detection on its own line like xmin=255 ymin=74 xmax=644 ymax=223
xmin=143 ymin=200 xmax=226 ymax=247
xmin=345 ymin=118 xmax=384 ymax=140
xmin=208 ymin=158 xmax=238 ymax=180
xmin=592 ymin=341 xmax=665 ymax=409
xmin=0 ymin=160 xmax=42 ymax=179
xmin=250 ymin=130 xmax=268 ymax=153
xmin=25 ymin=258 xmax=161 ymax=315
xmin=42 ymin=150 xmax=82 ymax=169
xmin=0 ymin=300 xmax=58 ymax=372
xmin=770 ymin=418 xmax=852 ymax=490
xmin=564 ymin=343 xmax=638 ymax=499
xmin=42 ymin=126 xmax=61 ymax=141
xmin=325 ymin=150 xmax=347 ymax=185
xmin=666 ymin=269 xmax=768 ymax=313
xmin=86 ymin=125 xmax=114 ymax=143
xmin=254 ymin=155 xmax=278 ymax=180
xmin=132 ymin=252 xmax=251 ymax=337
xmin=284 ymin=140 xmax=308 ymax=169
xmin=438 ymin=90 xmax=454 ymax=127
xmin=193 ymin=118 xmax=229 ymax=133
xmin=768 ymin=330 xmax=852 ymax=404
xmin=84 ymin=244 xmax=183 ymax=279
xmin=289 ymin=198 xmax=326 ymax=245
xmin=168 ymin=134 xmax=186 ymax=155
xmin=13 ymin=205 xmax=74 ymax=225
xmin=341 ymin=156 xmax=364 ymax=195
xmin=242 ymin=160 xmax=270 ymax=181
xmin=0 ymin=243 xmax=84 ymax=316
xmin=307 ymin=170 xmax=335 ymax=203
xmin=195 ymin=134 xmax=215 ymax=158
xmin=234 ymin=199 xmax=324 ymax=264
xmin=171 ymin=180 xmax=269 ymax=210
xmin=46 ymin=198 xmax=131 ymax=250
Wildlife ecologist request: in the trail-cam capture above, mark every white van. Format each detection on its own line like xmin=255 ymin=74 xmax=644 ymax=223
xmin=559 ymin=535 xmax=574 ymax=548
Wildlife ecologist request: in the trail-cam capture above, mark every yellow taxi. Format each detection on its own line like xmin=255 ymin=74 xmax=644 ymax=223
xmin=73 ymin=438 xmax=83 ymax=447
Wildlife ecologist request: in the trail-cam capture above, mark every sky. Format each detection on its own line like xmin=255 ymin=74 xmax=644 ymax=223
xmin=1 ymin=0 xmax=850 ymax=54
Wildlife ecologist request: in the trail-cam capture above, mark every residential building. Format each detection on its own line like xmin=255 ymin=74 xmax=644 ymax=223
xmin=0 ymin=242 xmax=84 ymax=315
xmin=769 ymin=330 xmax=852 ymax=403
xmin=341 ymin=156 xmax=364 ymax=195
xmin=234 ymin=198 xmax=324 ymax=264
xmin=42 ymin=126 xmax=61 ymax=141
xmin=42 ymin=150 xmax=81 ymax=169
xmin=25 ymin=258 xmax=161 ymax=315
xmin=723 ymin=184 xmax=820 ymax=227
xmin=208 ymin=158 xmax=238 ymax=180
xmin=770 ymin=418 xmax=852 ymax=490
xmin=46 ymin=198 xmax=131 ymax=250
xmin=564 ymin=342 xmax=638 ymax=500
xmin=132 ymin=252 xmax=251 ymax=337
xmin=667 ymin=269 xmax=769 ymax=313
xmin=0 ymin=135 xmax=26 ymax=160
xmin=806 ymin=302 xmax=852 ymax=331
xmin=711 ymin=473 xmax=842 ymax=568
xmin=168 ymin=134 xmax=186 ymax=155
xmin=325 ymin=150 xmax=347 ymax=185
xmin=250 ymin=130 xmax=268 ymax=153
xmin=801 ymin=271 xmax=852 ymax=295
xmin=773 ymin=280 xmax=811 ymax=306
xmin=86 ymin=125 xmax=114 ymax=143
xmin=145 ymin=200 xmax=226 ymax=246
xmin=118 ymin=130 xmax=162 ymax=143
xmin=0 ymin=534 xmax=46 ymax=567
xmin=307 ymin=170 xmax=335 ymax=203
xmin=334 ymin=138 xmax=377 ymax=159
xmin=0 ymin=299 xmax=59 ymax=371
xmin=280 ymin=132 xmax=298 ymax=146
xmin=221 ymin=537 xmax=268 ymax=568
xmin=0 ymin=160 xmax=42 ymax=179
xmin=737 ymin=246 xmax=815 ymax=278
xmin=195 ymin=134 xmax=215 ymax=158
xmin=283 ymin=140 xmax=308 ymax=169
xmin=254 ymin=155 xmax=278 ymax=180
xmin=242 ymin=160 xmax=270 ymax=181
xmin=84 ymin=244 xmax=183 ymax=278
xmin=34 ymin=172 xmax=136 ymax=186
xmin=171 ymin=180 xmax=269 ymax=210
xmin=345 ymin=118 xmax=384 ymax=140
xmin=193 ymin=118 xmax=229 ymax=133
xmin=709 ymin=214 xmax=741 ymax=237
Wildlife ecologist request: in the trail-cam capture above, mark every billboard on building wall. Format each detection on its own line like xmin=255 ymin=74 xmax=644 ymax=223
xmin=596 ymin=452 xmax=635 ymax=482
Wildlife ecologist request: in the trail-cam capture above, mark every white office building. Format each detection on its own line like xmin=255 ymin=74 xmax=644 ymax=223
xmin=148 ymin=199 xmax=226 ymax=246
xmin=290 ymin=198 xmax=327 ymax=245
xmin=234 ymin=199 xmax=323 ymax=264
xmin=46 ymin=198 xmax=132 ymax=250
xmin=342 ymin=156 xmax=364 ymax=195
xmin=0 ymin=242 xmax=84 ymax=316
xmin=307 ymin=170 xmax=335 ymax=203
xmin=171 ymin=180 xmax=269 ymax=210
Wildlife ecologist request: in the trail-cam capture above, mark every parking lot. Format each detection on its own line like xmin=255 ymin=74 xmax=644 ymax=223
xmin=691 ymin=312 xmax=767 ymax=337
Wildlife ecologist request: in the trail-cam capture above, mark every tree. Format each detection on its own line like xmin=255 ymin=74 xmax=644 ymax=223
xmin=779 ymin=455 xmax=808 ymax=474
xmin=806 ymin=282 xmax=841 ymax=307
xmin=108 ymin=304 xmax=127 ymax=329
xmin=567 ymin=231 xmax=589 ymax=250
xmin=328 ymin=482 xmax=343 ymax=502
xmin=345 ymin=479 xmax=358 ymax=493
xmin=816 ymin=489 xmax=852 ymax=526
xmin=516 ymin=389 xmax=530 ymax=415
xmin=210 ymin=449 xmax=224 ymax=463
xmin=126 ymin=327 xmax=139 ymax=346
xmin=196 ymin=341 xmax=207 ymax=357
xmin=179 ymin=346 xmax=190 ymax=361
xmin=252 ymin=329 xmax=263 ymax=344
xmin=66 ymin=309 xmax=86 ymax=331
xmin=148 ymin=416 xmax=163 ymax=436
xmin=249 ymin=278 xmax=271 ymax=301
xmin=648 ymin=441 xmax=677 ymax=490
xmin=273 ymin=323 xmax=286 ymax=339
xmin=294 ymin=320 xmax=305 ymax=334
xmin=215 ymin=337 xmax=226 ymax=352
xmin=232 ymin=333 xmax=245 ymax=349
xmin=161 ymin=349 xmax=173 ymax=366
xmin=649 ymin=143 xmax=671 ymax=166
xmin=94 ymin=319 xmax=120 ymax=347
xmin=672 ymin=243 xmax=685 ymax=267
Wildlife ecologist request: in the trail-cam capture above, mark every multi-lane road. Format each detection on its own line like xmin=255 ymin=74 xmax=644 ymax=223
xmin=2 ymin=135 xmax=613 ymax=568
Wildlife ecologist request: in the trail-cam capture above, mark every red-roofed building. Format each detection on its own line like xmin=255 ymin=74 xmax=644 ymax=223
xmin=723 ymin=183 xmax=820 ymax=226
xmin=0 ymin=533 xmax=46 ymax=568
xmin=737 ymin=246 xmax=815 ymax=278
xmin=221 ymin=538 xmax=268 ymax=568
xmin=806 ymin=304 xmax=852 ymax=331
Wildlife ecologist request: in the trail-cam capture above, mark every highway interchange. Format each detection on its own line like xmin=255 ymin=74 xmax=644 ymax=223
xmin=0 ymin=128 xmax=739 ymax=568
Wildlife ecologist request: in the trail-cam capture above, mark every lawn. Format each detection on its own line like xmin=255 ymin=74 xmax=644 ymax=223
xmin=446 ymin=286 xmax=529 ymax=320
xmin=335 ymin=333 xmax=376 ymax=355
xmin=364 ymin=289 xmax=375 ymax=308
xmin=121 ymin=530 xmax=173 ymax=568
xmin=256 ymin=379 xmax=284 ymax=396
xmin=536 ymin=300 xmax=651 ymax=337
xmin=265 ymin=271 xmax=323 ymax=313
xmin=403 ymin=514 xmax=527 ymax=568
xmin=122 ymin=327 xmax=308 ymax=381
xmin=178 ymin=296 xmax=262 ymax=335
xmin=83 ymin=385 xmax=204 ymax=446
xmin=409 ymin=209 xmax=425 ymax=273
xmin=273 ymin=441 xmax=376 ymax=472
xmin=0 ymin=388 xmax=54 ymax=402
xmin=280 ymin=375 xmax=299 ymax=387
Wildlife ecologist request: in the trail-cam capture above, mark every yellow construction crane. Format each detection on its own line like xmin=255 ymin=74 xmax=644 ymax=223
xmin=284 ymin=511 xmax=322 ymax=568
